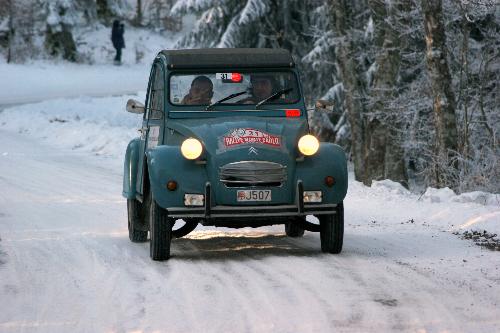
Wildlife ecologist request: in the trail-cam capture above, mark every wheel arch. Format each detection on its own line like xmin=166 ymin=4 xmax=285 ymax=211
xmin=122 ymin=138 xmax=141 ymax=199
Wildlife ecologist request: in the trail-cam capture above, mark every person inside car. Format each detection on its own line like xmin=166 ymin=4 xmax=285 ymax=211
xmin=181 ymin=76 xmax=214 ymax=105
xmin=239 ymin=74 xmax=276 ymax=104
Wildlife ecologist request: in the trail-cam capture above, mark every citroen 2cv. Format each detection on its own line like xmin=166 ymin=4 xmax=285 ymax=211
xmin=123 ymin=48 xmax=347 ymax=261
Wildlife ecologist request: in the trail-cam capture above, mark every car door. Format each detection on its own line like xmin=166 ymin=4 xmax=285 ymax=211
xmin=137 ymin=62 xmax=165 ymax=196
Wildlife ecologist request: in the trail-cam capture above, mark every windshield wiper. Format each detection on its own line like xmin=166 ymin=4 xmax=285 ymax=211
xmin=255 ymin=87 xmax=294 ymax=109
xmin=206 ymin=90 xmax=248 ymax=111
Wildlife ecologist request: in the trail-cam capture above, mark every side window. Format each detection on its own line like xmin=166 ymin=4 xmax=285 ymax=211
xmin=150 ymin=64 xmax=164 ymax=120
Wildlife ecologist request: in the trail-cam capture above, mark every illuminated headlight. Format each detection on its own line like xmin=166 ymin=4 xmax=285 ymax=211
xmin=184 ymin=194 xmax=204 ymax=206
xmin=303 ymin=191 xmax=322 ymax=203
xmin=181 ymin=138 xmax=203 ymax=160
xmin=298 ymin=134 xmax=319 ymax=156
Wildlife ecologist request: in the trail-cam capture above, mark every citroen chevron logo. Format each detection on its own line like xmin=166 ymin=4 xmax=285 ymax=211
xmin=248 ymin=147 xmax=258 ymax=155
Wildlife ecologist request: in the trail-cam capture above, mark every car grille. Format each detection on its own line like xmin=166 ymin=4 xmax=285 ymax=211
xmin=219 ymin=161 xmax=287 ymax=187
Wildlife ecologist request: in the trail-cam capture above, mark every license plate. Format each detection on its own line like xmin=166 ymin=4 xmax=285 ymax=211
xmin=237 ymin=190 xmax=271 ymax=202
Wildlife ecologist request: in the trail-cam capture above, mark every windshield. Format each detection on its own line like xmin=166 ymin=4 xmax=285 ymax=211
xmin=169 ymin=71 xmax=300 ymax=107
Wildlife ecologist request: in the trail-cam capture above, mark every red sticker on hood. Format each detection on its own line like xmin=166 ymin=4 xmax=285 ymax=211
xmin=223 ymin=128 xmax=281 ymax=147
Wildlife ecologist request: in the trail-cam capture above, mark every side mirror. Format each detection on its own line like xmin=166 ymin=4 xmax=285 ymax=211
xmin=315 ymin=99 xmax=335 ymax=111
xmin=126 ymin=99 xmax=145 ymax=114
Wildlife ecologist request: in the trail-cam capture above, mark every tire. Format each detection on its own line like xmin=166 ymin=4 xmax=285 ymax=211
xmin=319 ymin=202 xmax=344 ymax=254
xmin=127 ymin=199 xmax=148 ymax=242
xmin=285 ymin=218 xmax=305 ymax=237
xmin=149 ymin=195 xmax=172 ymax=261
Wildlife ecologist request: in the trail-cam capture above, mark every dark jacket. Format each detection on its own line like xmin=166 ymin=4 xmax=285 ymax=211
xmin=111 ymin=21 xmax=125 ymax=49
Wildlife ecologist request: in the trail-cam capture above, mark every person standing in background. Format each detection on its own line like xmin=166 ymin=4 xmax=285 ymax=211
xmin=111 ymin=20 xmax=125 ymax=65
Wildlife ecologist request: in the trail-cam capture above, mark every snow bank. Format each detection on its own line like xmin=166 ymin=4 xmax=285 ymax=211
xmin=422 ymin=187 xmax=499 ymax=206
xmin=371 ymin=179 xmax=410 ymax=195
xmin=350 ymin=179 xmax=500 ymax=237
xmin=0 ymin=93 xmax=145 ymax=159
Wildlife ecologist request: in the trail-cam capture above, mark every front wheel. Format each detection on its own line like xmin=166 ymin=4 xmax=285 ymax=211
xmin=149 ymin=196 xmax=172 ymax=261
xmin=319 ymin=202 xmax=344 ymax=254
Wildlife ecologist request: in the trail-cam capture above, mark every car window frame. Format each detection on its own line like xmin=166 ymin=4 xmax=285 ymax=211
xmin=167 ymin=69 xmax=301 ymax=109
xmin=147 ymin=63 xmax=164 ymax=120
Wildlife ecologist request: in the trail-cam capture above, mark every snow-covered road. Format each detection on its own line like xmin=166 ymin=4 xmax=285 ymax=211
xmin=0 ymin=128 xmax=499 ymax=332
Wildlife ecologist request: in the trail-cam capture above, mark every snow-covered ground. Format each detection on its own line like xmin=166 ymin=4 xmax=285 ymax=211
xmin=0 ymin=77 xmax=499 ymax=331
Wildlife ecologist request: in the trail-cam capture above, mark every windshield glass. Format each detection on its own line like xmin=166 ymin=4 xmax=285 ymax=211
xmin=169 ymin=71 xmax=300 ymax=107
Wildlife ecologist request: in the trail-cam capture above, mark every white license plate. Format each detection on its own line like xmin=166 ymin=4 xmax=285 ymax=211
xmin=237 ymin=190 xmax=271 ymax=202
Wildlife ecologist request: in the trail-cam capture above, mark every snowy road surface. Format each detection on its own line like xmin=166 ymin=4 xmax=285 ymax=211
xmin=0 ymin=130 xmax=499 ymax=332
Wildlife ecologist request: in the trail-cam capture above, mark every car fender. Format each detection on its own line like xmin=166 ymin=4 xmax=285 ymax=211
xmin=122 ymin=138 xmax=141 ymax=199
xmin=295 ymin=143 xmax=348 ymax=204
xmin=146 ymin=146 xmax=209 ymax=209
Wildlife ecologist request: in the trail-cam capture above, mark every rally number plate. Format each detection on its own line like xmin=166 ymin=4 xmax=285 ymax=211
xmin=237 ymin=190 xmax=271 ymax=202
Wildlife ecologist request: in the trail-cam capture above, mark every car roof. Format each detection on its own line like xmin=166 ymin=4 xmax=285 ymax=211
xmin=160 ymin=48 xmax=294 ymax=69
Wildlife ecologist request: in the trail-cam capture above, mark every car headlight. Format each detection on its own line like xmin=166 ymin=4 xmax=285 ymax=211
xmin=298 ymin=134 xmax=319 ymax=156
xmin=181 ymin=138 xmax=203 ymax=160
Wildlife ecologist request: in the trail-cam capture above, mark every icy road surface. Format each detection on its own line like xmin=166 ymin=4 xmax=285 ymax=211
xmin=0 ymin=131 xmax=499 ymax=333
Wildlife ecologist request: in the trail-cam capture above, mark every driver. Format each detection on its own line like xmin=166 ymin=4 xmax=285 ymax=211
xmin=240 ymin=74 xmax=276 ymax=104
xmin=181 ymin=76 xmax=214 ymax=105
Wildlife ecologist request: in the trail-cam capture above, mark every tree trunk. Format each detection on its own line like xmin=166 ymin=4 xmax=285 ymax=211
xmin=135 ymin=0 xmax=143 ymax=26
xmin=331 ymin=0 xmax=367 ymax=181
xmin=7 ymin=0 xmax=13 ymax=63
xmin=96 ymin=0 xmax=112 ymax=24
xmin=421 ymin=0 xmax=459 ymax=188
xmin=363 ymin=0 xmax=408 ymax=186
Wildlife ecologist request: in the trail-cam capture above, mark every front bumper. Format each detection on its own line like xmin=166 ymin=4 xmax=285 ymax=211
xmin=167 ymin=181 xmax=337 ymax=219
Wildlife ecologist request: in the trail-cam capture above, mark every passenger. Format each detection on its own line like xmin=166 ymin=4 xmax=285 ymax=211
xmin=240 ymin=74 xmax=276 ymax=104
xmin=181 ymin=76 xmax=214 ymax=105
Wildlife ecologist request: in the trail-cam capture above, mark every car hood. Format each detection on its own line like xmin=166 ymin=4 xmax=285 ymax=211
xmin=166 ymin=116 xmax=309 ymax=159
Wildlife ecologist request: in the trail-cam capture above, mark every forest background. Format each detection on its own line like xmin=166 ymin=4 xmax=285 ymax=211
xmin=0 ymin=0 xmax=498 ymax=194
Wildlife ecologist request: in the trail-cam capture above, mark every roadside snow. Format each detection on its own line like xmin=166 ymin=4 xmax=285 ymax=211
xmin=422 ymin=186 xmax=499 ymax=206
xmin=0 ymin=94 xmax=144 ymax=159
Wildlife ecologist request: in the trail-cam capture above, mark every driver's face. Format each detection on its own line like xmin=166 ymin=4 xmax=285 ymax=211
xmin=252 ymin=78 xmax=273 ymax=99
xmin=189 ymin=81 xmax=213 ymax=101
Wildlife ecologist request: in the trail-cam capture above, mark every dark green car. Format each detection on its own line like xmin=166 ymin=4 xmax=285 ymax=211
xmin=123 ymin=48 xmax=348 ymax=261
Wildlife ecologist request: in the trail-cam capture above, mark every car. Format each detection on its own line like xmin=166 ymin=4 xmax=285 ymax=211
xmin=122 ymin=48 xmax=348 ymax=261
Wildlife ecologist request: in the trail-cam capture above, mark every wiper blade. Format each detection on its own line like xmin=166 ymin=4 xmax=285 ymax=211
xmin=206 ymin=90 xmax=248 ymax=111
xmin=255 ymin=87 xmax=294 ymax=109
